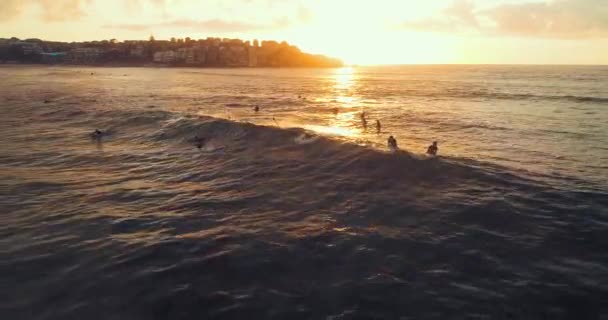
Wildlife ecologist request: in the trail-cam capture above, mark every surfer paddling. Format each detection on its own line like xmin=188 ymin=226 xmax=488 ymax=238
xmin=427 ymin=141 xmax=438 ymax=156
xmin=91 ymin=129 xmax=104 ymax=141
xmin=194 ymin=135 xmax=206 ymax=150
xmin=387 ymin=136 xmax=398 ymax=151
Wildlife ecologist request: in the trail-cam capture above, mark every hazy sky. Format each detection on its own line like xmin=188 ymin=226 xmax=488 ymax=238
xmin=2 ymin=0 xmax=607 ymax=64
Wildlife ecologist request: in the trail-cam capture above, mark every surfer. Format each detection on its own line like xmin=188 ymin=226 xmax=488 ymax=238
xmin=360 ymin=112 xmax=367 ymax=129
xmin=388 ymin=136 xmax=398 ymax=150
xmin=376 ymin=120 xmax=381 ymax=133
xmin=427 ymin=141 xmax=438 ymax=156
xmin=254 ymin=105 xmax=260 ymax=112
xmin=194 ymin=135 xmax=206 ymax=150
xmin=91 ymin=129 xmax=103 ymax=139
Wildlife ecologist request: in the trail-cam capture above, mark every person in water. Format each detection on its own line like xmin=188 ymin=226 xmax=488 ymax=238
xmin=194 ymin=135 xmax=206 ymax=150
xmin=91 ymin=129 xmax=103 ymax=140
xmin=427 ymin=141 xmax=438 ymax=156
xmin=360 ymin=112 xmax=367 ymax=129
xmin=388 ymin=136 xmax=398 ymax=150
xmin=376 ymin=120 xmax=381 ymax=133
xmin=254 ymin=105 xmax=260 ymax=112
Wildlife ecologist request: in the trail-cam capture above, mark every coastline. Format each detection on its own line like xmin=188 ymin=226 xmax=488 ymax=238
xmin=0 ymin=62 xmax=343 ymax=69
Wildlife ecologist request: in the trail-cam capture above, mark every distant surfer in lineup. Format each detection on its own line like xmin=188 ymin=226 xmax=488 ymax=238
xmin=194 ymin=135 xmax=206 ymax=150
xmin=376 ymin=120 xmax=381 ymax=133
xmin=427 ymin=141 xmax=438 ymax=156
xmin=360 ymin=112 xmax=367 ymax=129
xmin=254 ymin=105 xmax=260 ymax=112
xmin=387 ymin=136 xmax=398 ymax=151
xmin=91 ymin=129 xmax=103 ymax=141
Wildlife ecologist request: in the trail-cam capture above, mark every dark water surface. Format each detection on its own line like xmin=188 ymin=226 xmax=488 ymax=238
xmin=1 ymin=65 xmax=607 ymax=319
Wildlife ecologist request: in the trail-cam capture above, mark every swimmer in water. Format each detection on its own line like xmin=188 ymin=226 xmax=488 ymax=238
xmin=376 ymin=120 xmax=381 ymax=133
xmin=427 ymin=141 xmax=438 ymax=156
xmin=91 ymin=129 xmax=103 ymax=141
xmin=388 ymin=136 xmax=398 ymax=150
xmin=194 ymin=135 xmax=206 ymax=150
xmin=360 ymin=112 xmax=367 ymax=129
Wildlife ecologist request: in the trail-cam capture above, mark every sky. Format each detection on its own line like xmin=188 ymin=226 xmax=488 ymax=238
xmin=2 ymin=0 xmax=607 ymax=65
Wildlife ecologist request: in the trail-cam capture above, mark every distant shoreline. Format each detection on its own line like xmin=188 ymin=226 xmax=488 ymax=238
xmin=0 ymin=62 xmax=343 ymax=69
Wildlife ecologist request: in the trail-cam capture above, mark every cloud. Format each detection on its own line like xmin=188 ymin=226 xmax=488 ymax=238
xmin=400 ymin=19 xmax=458 ymax=33
xmin=443 ymin=0 xmax=478 ymax=27
xmin=37 ymin=0 xmax=92 ymax=22
xmin=0 ymin=0 xmax=23 ymax=21
xmin=484 ymin=0 xmax=608 ymax=38
xmin=104 ymin=18 xmax=290 ymax=33
xmin=0 ymin=0 xmax=91 ymax=22
xmin=400 ymin=0 xmax=478 ymax=32
xmin=400 ymin=0 xmax=608 ymax=39
xmin=297 ymin=6 xmax=313 ymax=23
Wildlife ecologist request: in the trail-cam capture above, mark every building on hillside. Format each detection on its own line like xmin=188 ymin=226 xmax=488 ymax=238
xmin=41 ymin=52 xmax=67 ymax=64
xmin=13 ymin=41 xmax=43 ymax=55
xmin=206 ymin=46 xmax=219 ymax=65
xmin=130 ymin=45 xmax=145 ymax=58
xmin=247 ymin=45 xmax=257 ymax=67
xmin=176 ymin=48 xmax=188 ymax=62
xmin=185 ymin=47 xmax=206 ymax=65
xmin=153 ymin=51 xmax=176 ymax=63
xmin=69 ymin=48 xmax=103 ymax=63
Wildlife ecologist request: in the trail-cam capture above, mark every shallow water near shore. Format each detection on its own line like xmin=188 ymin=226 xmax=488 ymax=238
xmin=1 ymin=65 xmax=607 ymax=319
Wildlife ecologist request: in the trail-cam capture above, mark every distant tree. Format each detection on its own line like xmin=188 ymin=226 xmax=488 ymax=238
xmin=253 ymin=39 xmax=259 ymax=47
xmin=171 ymin=37 xmax=176 ymax=43
xmin=177 ymin=38 xmax=184 ymax=44
xmin=185 ymin=37 xmax=191 ymax=43
xmin=110 ymin=39 xmax=117 ymax=44
xmin=149 ymin=35 xmax=155 ymax=42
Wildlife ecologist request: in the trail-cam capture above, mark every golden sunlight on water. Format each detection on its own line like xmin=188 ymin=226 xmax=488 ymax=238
xmin=303 ymin=124 xmax=357 ymax=137
xmin=303 ymin=67 xmax=363 ymax=138
xmin=333 ymin=66 xmax=355 ymax=90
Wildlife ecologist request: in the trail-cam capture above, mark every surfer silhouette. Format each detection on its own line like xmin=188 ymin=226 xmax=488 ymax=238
xmin=427 ymin=141 xmax=438 ymax=156
xmin=360 ymin=112 xmax=367 ymax=129
xmin=91 ymin=129 xmax=103 ymax=140
xmin=388 ymin=136 xmax=398 ymax=150
xmin=254 ymin=105 xmax=260 ymax=112
xmin=376 ymin=120 xmax=381 ymax=133
xmin=194 ymin=135 xmax=206 ymax=150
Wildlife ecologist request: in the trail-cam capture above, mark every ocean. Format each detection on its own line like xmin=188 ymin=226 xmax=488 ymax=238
xmin=1 ymin=65 xmax=607 ymax=319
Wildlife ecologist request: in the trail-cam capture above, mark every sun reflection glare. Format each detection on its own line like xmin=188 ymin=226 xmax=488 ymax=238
xmin=333 ymin=67 xmax=355 ymax=90
xmin=303 ymin=124 xmax=356 ymax=137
